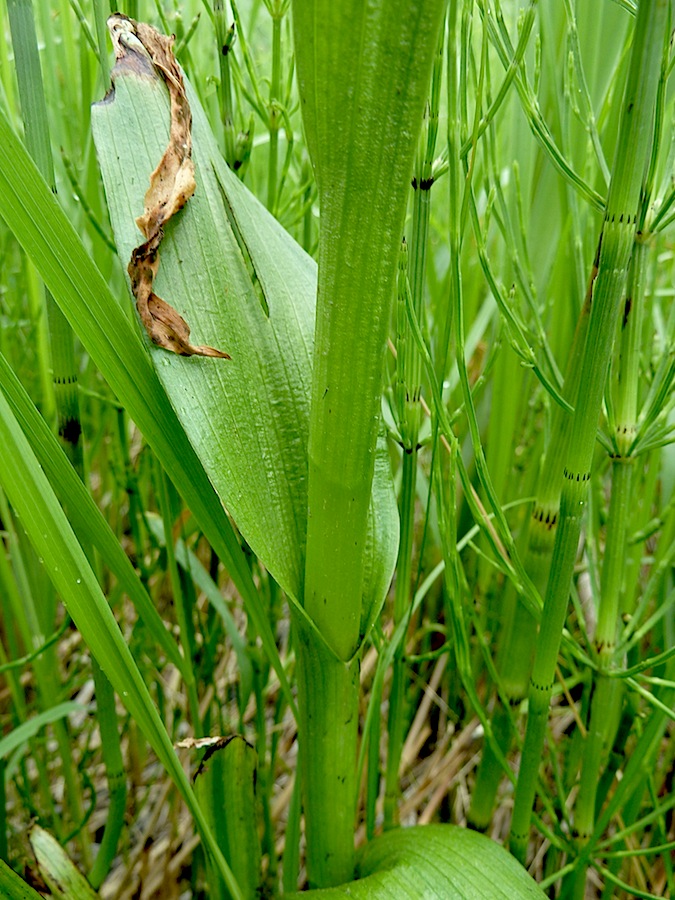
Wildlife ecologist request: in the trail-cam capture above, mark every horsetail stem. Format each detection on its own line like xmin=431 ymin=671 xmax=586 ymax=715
xmin=385 ymin=29 xmax=443 ymax=829
xmin=509 ymin=0 xmax=669 ymax=864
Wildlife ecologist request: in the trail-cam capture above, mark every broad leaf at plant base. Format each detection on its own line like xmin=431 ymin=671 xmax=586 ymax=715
xmin=91 ymin=34 xmax=398 ymax=639
xmin=287 ymin=826 xmax=545 ymax=898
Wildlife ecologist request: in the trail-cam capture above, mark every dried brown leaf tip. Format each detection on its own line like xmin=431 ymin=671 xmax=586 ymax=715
xmin=108 ymin=14 xmax=230 ymax=359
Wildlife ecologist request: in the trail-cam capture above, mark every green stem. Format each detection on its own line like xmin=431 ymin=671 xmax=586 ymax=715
xmin=293 ymin=618 xmax=360 ymax=887
xmin=509 ymin=0 xmax=668 ymax=863
xmin=292 ymin=0 xmax=444 ymax=885
xmin=0 ymin=524 xmax=55 ymax=825
xmin=384 ymin=56 xmax=440 ymax=814
xmin=92 ymin=0 xmax=110 ymax=87
xmin=383 ymin=449 xmax=417 ymax=829
xmin=7 ymin=0 xmax=94 ymax=862
xmin=468 ymin=700 xmax=513 ymax=831
xmin=214 ymin=0 xmax=236 ymax=167
xmin=469 ymin=241 xmax=594 ymax=829
xmin=250 ymin=636 xmax=274 ymax=874
xmin=267 ymin=7 xmax=283 ymax=213
xmin=570 ymin=210 xmax=652 ymax=895
xmin=116 ymin=408 xmax=148 ymax=582
xmin=87 ymin=657 xmax=126 ymax=889
xmin=156 ymin=467 xmax=202 ymax=734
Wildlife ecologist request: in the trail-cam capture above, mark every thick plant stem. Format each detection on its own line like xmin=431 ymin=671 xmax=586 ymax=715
xmin=294 ymin=0 xmax=445 ymax=662
xmin=293 ymin=617 xmax=360 ymax=888
xmin=292 ymin=0 xmax=443 ymax=886
xmin=6 ymin=0 xmax=82 ymax=471
xmin=267 ymin=6 xmax=284 ymax=214
xmin=509 ymin=0 xmax=668 ymax=864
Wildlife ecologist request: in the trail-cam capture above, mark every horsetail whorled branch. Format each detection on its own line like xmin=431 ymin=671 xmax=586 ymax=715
xmin=508 ymin=0 xmax=669 ymax=864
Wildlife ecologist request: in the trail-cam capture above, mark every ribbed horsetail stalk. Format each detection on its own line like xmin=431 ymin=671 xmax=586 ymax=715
xmin=382 ymin=239 xmax=419 ymax=830
xmin=213 ymin=0 xmax=236 ymax=167
xmin=469 ymin=290 xmax=593 ymax=830
xmin=384 ymin=27 xmax=443 ymax=830
xmin=6 ymin=0 xmax=82 ymax=473
xmin=566 ymin=220 xmax=658 ymax=897
xmin=265 ymin=0 xmax=288 ymax=215
xmin=508 ymin=0 xmax=669 ymax=864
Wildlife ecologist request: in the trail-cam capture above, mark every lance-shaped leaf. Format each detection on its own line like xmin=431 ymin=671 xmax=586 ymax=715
xmin=91 ymin=20 xmax=397 ymax=633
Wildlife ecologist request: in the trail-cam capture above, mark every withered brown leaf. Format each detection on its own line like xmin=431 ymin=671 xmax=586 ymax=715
xmin=108 ymin=14 xmax=230 ymax=359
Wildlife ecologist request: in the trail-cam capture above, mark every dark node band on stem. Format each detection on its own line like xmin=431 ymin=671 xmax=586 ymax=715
xmin=563 ymin=467 xmax=591 ymax=483
xmin=532 ymin=507 xmax=558 ymax=529
xmin=59 ymin=417 xmax=82 ymax=445
xmin=411 ymin=175 xmax=434 ymax=191
xmin=605 ymin=211 xmax=637 ymax=226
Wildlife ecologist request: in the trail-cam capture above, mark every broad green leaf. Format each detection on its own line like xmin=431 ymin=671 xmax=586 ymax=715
xmin=287 ymin=825 xmax=546 ymax=898
xmin=93 ymin=59 xmax=309 ymax=598
xmin=90 ymin=43 xmax=398 ymax=637
xmin=0 ymin=101 xmax=292 ymax=716
xmin=194 ymin=736 xmax=263 ymax=898
xmin=0 ymin=387 xmax=243 ymax=899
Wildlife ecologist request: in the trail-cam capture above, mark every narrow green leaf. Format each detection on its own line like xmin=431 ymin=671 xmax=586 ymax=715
xmin=0 ymin=702 xmax=85 ymax=760
xmin=0 ymin=860 xmax=44 ymax=900
xmin=0 ymin=351 xmax=187 ymax=677
xmin=0 ymin=386 xmax=243 ymax=898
